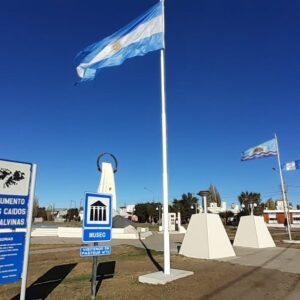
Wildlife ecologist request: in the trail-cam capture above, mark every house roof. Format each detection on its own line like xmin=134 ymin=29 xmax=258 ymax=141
xmin=112 ymin=215 xmax=135 ymax=228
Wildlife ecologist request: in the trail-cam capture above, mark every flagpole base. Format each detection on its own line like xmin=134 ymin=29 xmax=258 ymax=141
xmin=282 ymin=240 xmax=300 ymax=244
xmin=138 ymin=269 xmax=193 ymax=285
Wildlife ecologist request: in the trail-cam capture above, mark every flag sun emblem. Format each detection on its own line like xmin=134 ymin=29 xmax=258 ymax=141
xmin=253 ymin=146 xmax=264 ymax=154
xmin=112 ymin=41 xmax=122 ymax=52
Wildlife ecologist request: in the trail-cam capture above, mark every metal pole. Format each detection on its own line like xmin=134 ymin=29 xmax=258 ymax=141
xmin=160 ymin=0 xmax=170 ymax=275
xmin=91 ymin=242 xmax=98 ymax=300
xmin=20 ymin=164 xmax=37 ymax=300
xmin=275 ymin=134 xmax=292 ymax=240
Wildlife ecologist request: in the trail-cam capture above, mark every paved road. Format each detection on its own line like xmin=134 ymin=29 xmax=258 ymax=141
xmin=30 ymin=232 xmax=300 ymax=274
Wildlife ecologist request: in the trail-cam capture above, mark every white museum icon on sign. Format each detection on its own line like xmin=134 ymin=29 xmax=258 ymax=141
xmin=90 ymin=200 xmax=107 ymax=222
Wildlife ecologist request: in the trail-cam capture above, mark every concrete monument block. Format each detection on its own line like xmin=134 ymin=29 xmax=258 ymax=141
xmin=179 ymin=213 xmax=236 ymax=259
xmin=233 ymin=215 xmax=276 ymax=248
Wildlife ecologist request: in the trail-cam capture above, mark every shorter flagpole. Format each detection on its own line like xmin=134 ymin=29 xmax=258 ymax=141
xmin=275 ymin=134 xmax=292 ymax=240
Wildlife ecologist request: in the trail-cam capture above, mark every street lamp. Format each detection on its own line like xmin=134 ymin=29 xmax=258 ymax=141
xmin=156 ymin=205 xmax=162 ymax=225
xmin=242 ymin=202 xmax=257 ymax=215
xmin=249 ymin=202 xmax=257 ymax=215
xmin=190 ymin=204 xmax=198 ymax=214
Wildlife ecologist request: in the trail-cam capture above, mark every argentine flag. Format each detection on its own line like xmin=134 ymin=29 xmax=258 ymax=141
xmin=282 ymin=160 xmax=300 ymax=171
xmin=76 ymin=2 xmax=164 ymax=81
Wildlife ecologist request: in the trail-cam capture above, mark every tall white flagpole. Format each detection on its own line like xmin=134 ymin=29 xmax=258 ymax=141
xmin=274 ymin=134 xmax=292 ymax=240
xmin=160 ymin=0 xmax=170 ymax=275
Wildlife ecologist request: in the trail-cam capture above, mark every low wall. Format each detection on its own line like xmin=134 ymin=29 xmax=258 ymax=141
xmin=57 ymin=227 xmax=81 ymax=238
xmin=31 ymin=226 xmax=149 ymax=239
xmin=266 ymin=223 xmax=300 ymax=228
xmin=31 ymin=228 xmax=58 ymax=237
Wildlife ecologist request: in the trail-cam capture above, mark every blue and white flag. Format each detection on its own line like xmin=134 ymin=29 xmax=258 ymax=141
xmin=241 ymin=138 xmax=277 ymax=161
xmin=282 ymin=160 xmax=300 ymax=171
xmin=76 ymin=2 xmax=164 ymax=81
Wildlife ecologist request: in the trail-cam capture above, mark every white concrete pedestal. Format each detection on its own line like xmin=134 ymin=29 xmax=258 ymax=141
xmin=179 ymin=213 xmax=235 ymax=259
xmin=233 ymin=215 xmax=275 ymax=248
xmin=138 ymin=269 xmax=193 ymax=285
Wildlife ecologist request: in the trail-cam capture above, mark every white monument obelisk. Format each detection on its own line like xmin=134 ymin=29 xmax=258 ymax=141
xmin=97 ymin=162 xmax=117 ymax=214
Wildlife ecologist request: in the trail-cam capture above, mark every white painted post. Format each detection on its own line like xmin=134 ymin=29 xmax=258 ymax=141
xmin=20 ymin=164 xmax=37 ymax=300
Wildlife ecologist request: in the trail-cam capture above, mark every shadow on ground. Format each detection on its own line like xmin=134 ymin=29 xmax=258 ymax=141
xmin=139 ymin=239 xmax=163 ymax=272
xmin=95 ymin=261 xmax=116 ymax=295
xmin=12 ymin=263 xmax=77 ymax=300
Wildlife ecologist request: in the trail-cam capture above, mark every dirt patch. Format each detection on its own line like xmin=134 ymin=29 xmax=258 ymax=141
xmin=0 ymin=245 xmax=299 ymax=300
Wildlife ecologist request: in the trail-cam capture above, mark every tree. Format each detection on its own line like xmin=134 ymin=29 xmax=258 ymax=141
xmin=134 ymin=203 xmax=147 ymax=222
xmin=219 ymin=211 xmax=234 ymax=225
xmin=46 ymin=205 xmax=56 ymax=221
xmin=37 ymin=207 xmax=47 ymax=220
xmin=238 ymin=191 xmax=262 ymax=215
xmin=265 ymin=198 xmax=276 ymax=210
xmin=203 ymin=185 xmax=222 ymax=207
xmin=32 ymin=196 xmax=39 ymax=219
xmin=134 ymin=202 xmax=160 ymax=223
xmin=172 ymin=193 xmax=199 ymax=223
xmin=145 ymin=202 xmax=158 ymax=223
xmin=66 ymin=208 xmax=79 ymax=221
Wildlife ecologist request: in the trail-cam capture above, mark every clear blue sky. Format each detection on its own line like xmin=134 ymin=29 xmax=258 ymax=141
xmin=1 ymin=0 xmax=300 ymax=209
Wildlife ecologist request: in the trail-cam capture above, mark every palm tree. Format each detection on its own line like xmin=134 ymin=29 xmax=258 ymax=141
xmin=172 ymin=193 xmax=199 ymax=223
xmin=238 ymin=191 xmax=261 ymax=215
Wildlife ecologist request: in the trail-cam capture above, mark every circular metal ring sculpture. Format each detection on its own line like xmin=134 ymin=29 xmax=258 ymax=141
xmin=97 ymin=152 xmax=118 ymax=173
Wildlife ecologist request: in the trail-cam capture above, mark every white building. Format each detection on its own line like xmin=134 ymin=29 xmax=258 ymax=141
xmin=119 ymin=204 xmax=136 ymax=218
xmin=207 ymin=201 xmax=227 ymax=214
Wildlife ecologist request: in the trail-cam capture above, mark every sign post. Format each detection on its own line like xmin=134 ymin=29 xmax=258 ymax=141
xmin=82 ymin=192 xmax=112 ymax=300
xmin=0 ymin=159 xmax=36 ymax=300
xmin=20 ymin=164 xmax=37 ymax=300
